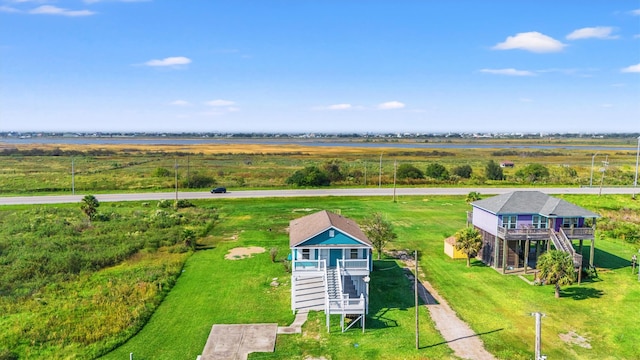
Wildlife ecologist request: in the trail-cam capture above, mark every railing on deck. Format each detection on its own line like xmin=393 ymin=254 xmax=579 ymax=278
xmin=292 ymin=259 xmax=326 ymax=272
xmin=338 ymin=259 xmax=369 ymax=271
xmin=561 ymin=227 xmax=595 ymax=239
xmin=497 ymin=227 xmax=551 ymax=240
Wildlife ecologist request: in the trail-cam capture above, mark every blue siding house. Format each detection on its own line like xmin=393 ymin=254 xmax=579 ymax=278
xmin=290 ymin=210 xmax=372 ymax=332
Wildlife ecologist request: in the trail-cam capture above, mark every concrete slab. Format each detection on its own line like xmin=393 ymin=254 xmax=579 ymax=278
xmin=201 ymin=324 xmax=277 ymax=360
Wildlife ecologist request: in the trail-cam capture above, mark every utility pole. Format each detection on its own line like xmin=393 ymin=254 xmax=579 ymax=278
xmin=71 ymin=157 xmax=75 ymax=195
xmin=633 ymin=136 xmax=639 ymax=199
xmin=174 ymin=158 xmax=178 ymax=205
xmin=379 ymin=153 xmax=383 ymax=188
xmin=531 ymin=312 xmax=546 ymax=360
xmin=364 ymin=161 xmax=367 ymax=186
xmin=393 ymin=160 xmax=397 ymax=203
xmin=598 ymin=155 xmax=608 ymax=196
xmin=415 ymin=250 xmax=419 ymax=350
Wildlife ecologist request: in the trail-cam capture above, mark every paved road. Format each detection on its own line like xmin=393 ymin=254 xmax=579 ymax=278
xmin=0 ymin=187 xmax=637 ymax=206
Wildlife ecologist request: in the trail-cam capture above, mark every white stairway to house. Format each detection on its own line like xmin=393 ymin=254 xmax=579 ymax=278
xmin=326 ymin=268 xmax=340 ymax=299
xmin=293 ymin=276 xmax=325 ymax=311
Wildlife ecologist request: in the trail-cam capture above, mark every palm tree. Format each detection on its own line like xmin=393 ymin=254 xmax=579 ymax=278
xmin=182 ymin=229 xmax=196 ymax=250
xmin=537 ymin=250 xmax=575 ymax=298
xmin=465 ymin=191 xmax=481 ymax=203
xmin=454 ymin=227 xmax=483 ymax=267
xmin=80 ymin=195 xmax=99 ymax=222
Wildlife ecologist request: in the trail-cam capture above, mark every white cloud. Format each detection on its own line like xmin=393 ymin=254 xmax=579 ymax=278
xmin=328 ymin=104 xmax=352 ymax=110
xmin=29 ymin=5 xmax=95 ymax=16
xmin=519 ymin=98 xmax=534 ymax=102
xmin=205 ymin=99 xmax=235 ymax=107
xmin=144 ymin=56 xmax=191 ymax=67
xmin=492 ymin=32 xmax=566 ymax=53
xmin=169 ymin=100 xmax=191 ymax=106
xmin=601 ymin=104 xmax=613 ymax=108
xmin=631 ymin=9 xmax=640 ymax=16
xmin=480 ymin=68 xmax=535 ymax=76
xmin=634 ymin=34 xmax=640 ymax=39
xmin=377 ymin=101 xmax=405 ymax=110
xmin=566 ymin=26 xmax=618 ymax=40
xmin=621 ymin=63 xmax=640 ymax=73
xmin=0 ymin=5 xmax=20 ymax=13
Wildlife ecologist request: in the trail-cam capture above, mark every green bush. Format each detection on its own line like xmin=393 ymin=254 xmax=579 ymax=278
xmin=515 ymin=163 xmax=550 ymax=183
xmin=182 ymin=173 xmax=216 ymax=189
xmin=176 ymin=199 xmax=195 ymax=208
xmin=153 ymin=167 xmax=172 ymax=177
xmin=452 ymin=164 xmax=473 ymax=178
xmin=396 ymin=164 xmax=424 ymax=179
xmin=285 ymin=166 xmax=331 ymax=186
xmin=485 ymin=160 xmax=504 ymax=180
xmin=425 ymin=163 xmax=449 ymax=180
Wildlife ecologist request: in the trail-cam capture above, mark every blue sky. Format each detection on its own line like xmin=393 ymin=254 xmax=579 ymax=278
xmin=1 ymin=1 xmax=639 ymax=133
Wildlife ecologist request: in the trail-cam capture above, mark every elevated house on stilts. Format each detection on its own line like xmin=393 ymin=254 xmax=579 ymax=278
xmin=289 ymin=210 xmax=372 ymax=333
xmin=468 ymin=191 xmax=599 ymax=283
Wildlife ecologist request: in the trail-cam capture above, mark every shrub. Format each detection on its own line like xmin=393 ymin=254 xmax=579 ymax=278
xmin=397 ymin=164 xmax=424 ymax=180
xmin=322 ymin=160 xmax=345 ymax=182
xmin=515 ymin=163 xmax=550 ymax=183
xmin=452 ymin=164 xmax=473 ymax=178
xmin=153 ymin=167 xmax=172 ymax=177
xmin=285 ymin=166 xmax=331 ymax=186
xmin=485 ymin=160 xmax=504 ymax=180
xmin=425 ymin=163 xmax=449 ymax=180
xmin=182 ymin=173 xmax=216 ymax=189
xmin=176 ymin=199 xmax=194 ymax=208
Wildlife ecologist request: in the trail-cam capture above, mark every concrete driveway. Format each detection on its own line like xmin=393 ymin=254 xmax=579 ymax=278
xmin=200 ymin=324 xmax=278 ymax=360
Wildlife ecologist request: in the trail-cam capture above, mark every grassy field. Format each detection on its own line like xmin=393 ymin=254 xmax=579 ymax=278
xmin=97 ymin=195 xmax=639 ymax=360
xmin=1 ymin=138 xmax=639 ymax=359
xmin=1 ymin=140 xmax=639 ymax=194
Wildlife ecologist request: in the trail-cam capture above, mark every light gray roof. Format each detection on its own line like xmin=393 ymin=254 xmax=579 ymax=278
xmin=471 ymin=191 xmax=599 ymax=218
xmin=289 ymin=210 xmax=371 ymax=247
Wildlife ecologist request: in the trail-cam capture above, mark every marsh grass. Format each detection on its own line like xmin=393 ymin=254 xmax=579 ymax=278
xmin=1 ymin=142 xmax=638 ymax=194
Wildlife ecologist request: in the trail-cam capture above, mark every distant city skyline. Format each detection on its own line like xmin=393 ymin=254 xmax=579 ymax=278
xmin=1 ymin=1 xmax=639 ymax=133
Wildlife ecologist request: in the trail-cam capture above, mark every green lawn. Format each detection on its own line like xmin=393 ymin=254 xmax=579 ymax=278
xmin=94 ymin=195 xmax=639 ymax=359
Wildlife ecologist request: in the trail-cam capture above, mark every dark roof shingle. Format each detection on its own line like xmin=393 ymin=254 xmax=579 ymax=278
xmin=471 ymin=191 xmax=599 ymax=218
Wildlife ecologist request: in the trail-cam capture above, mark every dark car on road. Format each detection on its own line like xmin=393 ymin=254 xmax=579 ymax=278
xmin=210 ymin=187 xmax=227 ymax=193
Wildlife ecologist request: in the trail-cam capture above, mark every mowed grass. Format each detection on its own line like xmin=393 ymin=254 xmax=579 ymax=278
xmin=100 ymin=195 xmax=638 ymax=359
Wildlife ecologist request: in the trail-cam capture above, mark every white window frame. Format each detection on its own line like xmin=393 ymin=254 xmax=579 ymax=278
xmin=562 ymin=218 xmax=579 ymax=228
xmin=532 ymin=215 xmax=547 ymax=229
xmin=502 ymin=215 xmax=517 ymax=229
xmin=301 ymin=248 xmax=310 ymax=260
xmin=349 ymin=248 xmax=359 ymax=259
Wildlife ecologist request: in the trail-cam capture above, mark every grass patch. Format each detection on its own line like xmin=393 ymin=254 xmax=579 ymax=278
xmin=3 ymin=194 xmax=639 ymax=359
xmin=103 ymin=195 xmax=639 ymax=360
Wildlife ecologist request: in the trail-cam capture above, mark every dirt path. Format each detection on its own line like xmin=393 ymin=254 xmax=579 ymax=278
xmin=401 ymin=256 xmax=496 ymax=360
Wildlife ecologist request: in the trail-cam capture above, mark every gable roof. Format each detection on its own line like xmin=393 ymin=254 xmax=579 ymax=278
xmin=289 ymin=210 xmax=372 ymax=247
xmin=471 ymin=191 xmax=599 ymax=218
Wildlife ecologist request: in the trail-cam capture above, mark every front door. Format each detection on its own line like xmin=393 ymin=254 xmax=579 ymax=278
xmin=330 ymin=249 xmax=342 ymax=267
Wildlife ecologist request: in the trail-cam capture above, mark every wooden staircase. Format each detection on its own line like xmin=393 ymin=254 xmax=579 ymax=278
xmin=551 ymin=229 xmax=583 ymax=268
